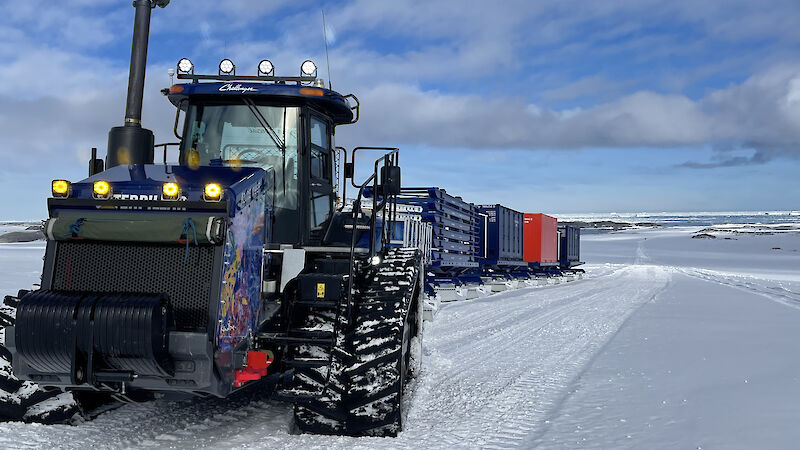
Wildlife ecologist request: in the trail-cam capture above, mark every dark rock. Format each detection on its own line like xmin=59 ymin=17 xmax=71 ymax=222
xmin=561 ymin=220 xmax=662 ymax=231
xmin=691 ymin=233 xmax=716 ymax=239
xmin=0 ymin=230 xmax=45 ymax=243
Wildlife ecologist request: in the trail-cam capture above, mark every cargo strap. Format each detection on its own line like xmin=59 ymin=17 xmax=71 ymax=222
xmin=181 ymin=218 xmax=198 ymax=262
xmin=65 ymin=218 xmax=86 ymax=238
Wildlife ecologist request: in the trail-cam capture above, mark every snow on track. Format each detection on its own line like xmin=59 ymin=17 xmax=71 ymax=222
xmin=0 ymin=257 xmax=670 ymax=449
xmin=407 ymin=265 xmax=670 ymax=449
xmin=678 ymin=268 xmax=800 ymax=310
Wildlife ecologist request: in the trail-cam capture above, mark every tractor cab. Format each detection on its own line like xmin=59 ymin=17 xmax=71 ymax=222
xmin=165 ymin=60 xmax=359 ymax=246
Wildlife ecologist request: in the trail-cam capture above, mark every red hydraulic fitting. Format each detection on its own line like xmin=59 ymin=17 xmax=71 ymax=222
xmin=233 ymin=350 xmax=274 ymax=387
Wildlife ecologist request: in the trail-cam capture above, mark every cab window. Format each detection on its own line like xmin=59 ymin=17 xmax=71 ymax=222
xmin=310 ymin=117 xmax=330 ymax=180
xmin=181 ymin=101 xmax=300 ymax=211
xmin=310 ymin=193 xmax=331 ymax=229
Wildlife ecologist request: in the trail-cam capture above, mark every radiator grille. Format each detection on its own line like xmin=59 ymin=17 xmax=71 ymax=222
xmin=52 ymin=241 xmax=216 ymax=330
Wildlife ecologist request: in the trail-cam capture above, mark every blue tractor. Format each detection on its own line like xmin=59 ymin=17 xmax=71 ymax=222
xmin=0 ymin=1 xmax=423 ymax=437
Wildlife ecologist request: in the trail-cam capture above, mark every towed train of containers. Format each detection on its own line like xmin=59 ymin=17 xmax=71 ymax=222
xmin=386 ymin=187 xmax=583 ymax=301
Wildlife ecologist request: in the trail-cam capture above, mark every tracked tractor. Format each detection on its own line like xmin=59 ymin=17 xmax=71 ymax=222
xmin=0 ymin=1 xmax=423 ymax=437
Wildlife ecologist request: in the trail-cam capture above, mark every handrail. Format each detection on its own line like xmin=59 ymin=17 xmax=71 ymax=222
xmin=349 ymin=147 xmax=399 ymax=189
xmin=345 ymin=148 xmax=400 ymax=321
xmin=342 ymin=94 xmax=360 ymax=124
xmin=173 ymin=99 xmax=187 ymax=140
xmin=334 ymin=146 xmax=347 ymax=210
xmin=156 ymin=142 xmax=181 ymax=164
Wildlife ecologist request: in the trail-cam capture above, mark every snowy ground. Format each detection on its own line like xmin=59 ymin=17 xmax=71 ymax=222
xmin=0 ymin=224 xmax=799 ymax=449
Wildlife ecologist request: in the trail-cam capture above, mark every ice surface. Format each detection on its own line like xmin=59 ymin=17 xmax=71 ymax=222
xmin=535 ymin=272 xmax=800 ymax=449
xmin=0 ymin=217 xmax=798 ymax=448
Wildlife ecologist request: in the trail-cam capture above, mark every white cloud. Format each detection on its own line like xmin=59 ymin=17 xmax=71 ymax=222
xmin=337 ymin=64 xmax=800 ymax=163
xmin=3 ymin=0 xmax=800 ymax=179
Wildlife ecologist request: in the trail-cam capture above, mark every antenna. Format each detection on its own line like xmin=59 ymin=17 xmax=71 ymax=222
xmin=322 ymin=9 xmax=332 ymax=90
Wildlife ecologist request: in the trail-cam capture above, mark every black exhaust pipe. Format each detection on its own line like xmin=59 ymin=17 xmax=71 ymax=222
xmin=107 ymin=0 xmax=169 ymax=168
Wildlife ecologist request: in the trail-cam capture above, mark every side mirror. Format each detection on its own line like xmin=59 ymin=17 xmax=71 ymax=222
xmin=89 ymin=148 xmax=104 ymax=176
xmin=344 ymin=162 xmax=354 ymax=179
xmin=380 ymin=165 xmax=401 ymax=196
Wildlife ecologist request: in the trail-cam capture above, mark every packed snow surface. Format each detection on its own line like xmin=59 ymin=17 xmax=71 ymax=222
xmin=1 ymin=221 xmax=799 ymax=449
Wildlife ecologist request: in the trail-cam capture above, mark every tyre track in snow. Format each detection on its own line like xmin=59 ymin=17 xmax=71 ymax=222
xmin=0 ymin=264 xmax=670 ymax=449
xmin=403 ymin=264 xmax=671 ymax=449
xmin=678 ymin=268 xmax=800 ymax=310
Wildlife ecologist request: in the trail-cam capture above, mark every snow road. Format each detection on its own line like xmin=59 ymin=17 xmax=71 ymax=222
xmin=0 ymin=242 xmax=670 ymax=449
xmin=2 ymin=225 xmax=799 ymax=449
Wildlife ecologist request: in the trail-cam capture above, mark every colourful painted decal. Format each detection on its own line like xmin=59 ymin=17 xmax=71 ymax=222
xmin=216 ymin=179 xmax=267 ymax=353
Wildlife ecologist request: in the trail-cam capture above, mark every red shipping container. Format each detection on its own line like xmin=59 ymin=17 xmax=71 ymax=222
xmin=524 ymin=214 xmax=558 ymax=264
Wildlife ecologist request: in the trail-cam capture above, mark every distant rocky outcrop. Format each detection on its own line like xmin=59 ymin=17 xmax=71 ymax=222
xmin=0 ymin=224 xmax=44 ymax=243
xmin=691 ymin=233 xmax=716 ymax=239
xmin=561 ymin=221 xmax=663 ymax=231
xmin=0 ymin=230 xmax=45 ymax=243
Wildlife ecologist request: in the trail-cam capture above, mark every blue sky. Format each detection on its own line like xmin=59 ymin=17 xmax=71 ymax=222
xmin=1 ymin=0 xmax=799 ymax=219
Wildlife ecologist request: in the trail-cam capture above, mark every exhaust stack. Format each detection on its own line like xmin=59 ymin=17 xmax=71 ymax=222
xmin=107 ymin=0 xmax=169 ymax=168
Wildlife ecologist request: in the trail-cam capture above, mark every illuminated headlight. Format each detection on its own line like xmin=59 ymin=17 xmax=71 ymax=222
xmin=51 ymin=180 xmax=71 ymax=198
xmin=258 ymin=59 xmax=274 ymax=76
xmin=177 ymin=58 xmax=193 ymax=74
xmin=219 ymin=59 xmax=235 ymax=75
xmin=204 ymin=183 xmax=222 ymax=201
xmin=162 ymin=182 xmax=180 ymax=200
xmin=93 ymin=181 xmax=112 ymax=199
xmin=370 ymin=255 xmax=382 ymax=266
xmin=301 ymin=60 xmax=317 ymax=77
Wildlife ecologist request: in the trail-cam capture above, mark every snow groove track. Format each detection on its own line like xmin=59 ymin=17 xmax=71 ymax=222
xmin=679 ymin=268 xmax=800 ymax=310
xmin=407 ymin=265 xmax=670 ymax=449
xmin=0 ymin=265 xmax=670 ymax=449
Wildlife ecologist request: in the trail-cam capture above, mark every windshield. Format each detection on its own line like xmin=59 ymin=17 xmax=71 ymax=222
xmin=180 ymin=102 xmax=300 ymax=210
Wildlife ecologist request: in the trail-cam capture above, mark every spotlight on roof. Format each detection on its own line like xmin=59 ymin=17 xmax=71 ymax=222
xmin=219 ymin=59 xmax=235 ymax=75
xmin=301 ymin=60 xmax=317 ymax=77
xmin=258 ymin=59 xmax=274 ymax=76
xmin=177 ymin=58 xmax=193 ymax=74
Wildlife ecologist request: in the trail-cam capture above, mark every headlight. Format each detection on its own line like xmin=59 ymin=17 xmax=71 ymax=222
xmin=51 ymin=180 xmax=71 ymax=198
xmin=204 ymin=183 xmax=222 ymax=201
xmin=162 ymin=182 xmax=180 ymax=200
xmin=177 ymin=58 xmax=193 ymax=74
xmin=219 ymin=59 xmax=235 ymax=75
xmin=258 ymin=59 xmax=274 ymax=76
xmin=370 ymin=255 xmax=382 ymax=266
xmin=93 ymin=181 xmax=112 ymax=199
xmin=301 ymin=60 xmax=317 ymax=76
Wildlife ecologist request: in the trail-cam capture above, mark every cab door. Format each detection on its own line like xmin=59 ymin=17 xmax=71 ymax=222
xmin=307 ymin=112 xmax=334 ymax=244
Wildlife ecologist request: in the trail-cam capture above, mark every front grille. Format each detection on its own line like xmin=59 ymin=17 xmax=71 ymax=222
xmin=52 ymin=241 xmax=216 ymax=330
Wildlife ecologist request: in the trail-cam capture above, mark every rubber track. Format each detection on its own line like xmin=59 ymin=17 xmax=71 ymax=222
xmin=293 ymin=247 xmax=422 ymax=437
xmin=0 ymin=294 xmax=79 ymax=423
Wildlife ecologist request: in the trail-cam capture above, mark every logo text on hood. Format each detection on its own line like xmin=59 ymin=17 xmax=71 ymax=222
xmin=219 ymin=83 xmax=257 ymax=93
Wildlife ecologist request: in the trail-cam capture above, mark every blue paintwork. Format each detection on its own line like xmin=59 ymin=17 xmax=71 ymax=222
xmin=558 ymin=225 xmax=582 ymax=268
xmin=476 ymin=204 xmax=524 ymax=264
xmin=58 ymin=164 xmax=266 ymax=215
xmin=167 ymin=81 xmax=354 ymax=124
xmin=396 ymin=187 xmax=480 ymax=268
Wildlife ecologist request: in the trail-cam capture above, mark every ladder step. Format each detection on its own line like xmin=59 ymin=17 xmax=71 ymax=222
xmin=343 ymin=224 xmax=371 ymax=230
xmin=293 ymin=300 xmax=338 ymax=308
xmin=258 ymin=332 xmax=334 ymax=346
xmin=273 ymin=392 xmax=317 ymax=403
xmin=284 ymin=358 xmax=330 ymax=369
